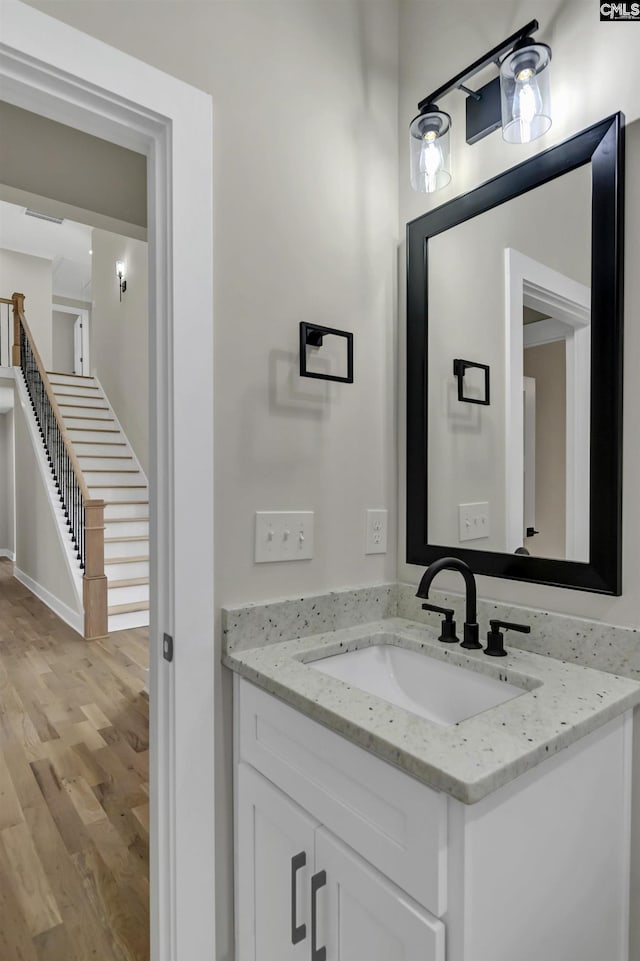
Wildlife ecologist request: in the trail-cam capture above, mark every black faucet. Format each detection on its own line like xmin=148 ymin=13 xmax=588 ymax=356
xmin=416 ymin=557 xmax=482 ymax=649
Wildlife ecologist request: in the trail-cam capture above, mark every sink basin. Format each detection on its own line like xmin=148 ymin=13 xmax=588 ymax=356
xmin=309 ymin=642 xmax=525 ymax=726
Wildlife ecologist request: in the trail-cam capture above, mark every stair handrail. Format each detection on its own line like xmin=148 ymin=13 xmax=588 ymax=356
xmin=12 ymin=293 xmax=91 ymax=501
xmin=10 ymin=291 xmax=108 ymax=640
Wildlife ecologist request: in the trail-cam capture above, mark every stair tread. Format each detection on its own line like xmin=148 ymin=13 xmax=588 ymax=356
xmin=59 ymin=402 xmax=109 ymax=410
xmin=89 ymin=483 xmax=146 ymax=488
xmin=75 ymin=442 xmax=127 ymax=446
xmin=105 ymin=516 xmax=148 ymax=524
xmin=108 ymin=577 xmax=149 ymax=588
xmin=108 ymin=601 xmax=150 ymax=615
xmin=68 ymin=427 xmax=120 ymax=433
xmin=79 ymin=456 xmax=134 ymax=461
xmin=105 ymin=555 xmax=149 ymax=565
xmin=106 ymin=500 xmax=149 ymax=506
xmin=105 ymin=535 xmax=149 ymax=543
xmin=65 ymin=416 xmax=115 ymax=421
xmin=46 ymin=371 xmax=95 ymax=380
xmin=84 ymin=469 xmax=139 ymax=473
xmin=54 ymin=392 xmax=102 ymax=400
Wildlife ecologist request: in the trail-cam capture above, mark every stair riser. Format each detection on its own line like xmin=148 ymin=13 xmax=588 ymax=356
xmin=105 ymin=520 xmax=149 ymax=538
xmin=108 ymin=610 xmax=150 ymax=632
xmin=108 ymin=584 xmax=150 ymax=606
xmin=83 ymin=471 xmax=144 ymax=486
xmin=47 ymin=374 xmax=95 ymax=388
xmin=63 ymin=417 xmax=116 ymax=430
xmin=104 ymin=503 xmax=149 ymax=520
xmin=67 ymin=430 xmax=122 ymax=444
xmin=51 ymin=383 xmax=101 ymax=396
xmin=91 ymin=488 xmax=148 ymax=502
xmin=74 ymin=444 xmax=128 ymax=457
xmin=105 ymin=539 xmax=149 ymax=560
xmin=78 ymin=457 xmax=135 ymax=471
xmin=60 ymin=406 xmax=112 ymax=420
xmin=105 ymin=560 xmax=149 ymax=580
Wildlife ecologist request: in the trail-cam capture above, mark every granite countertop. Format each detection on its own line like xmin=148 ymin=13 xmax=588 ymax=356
xmin=223 ymin=616 xmax=640 ymax=804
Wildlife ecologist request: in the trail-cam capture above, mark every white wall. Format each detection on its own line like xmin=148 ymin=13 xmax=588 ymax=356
xmin=0 ymin=409 xmax=15 ymax=556
xmin=13 ymin=385 xmax=80 ymax=616
xmin=90 ymin=228 xmax=148 ymax=473
xmin=398 ymin=5 xmax=640 ymax=957
xmin=0 ymin=247 xmax=52 ymax=368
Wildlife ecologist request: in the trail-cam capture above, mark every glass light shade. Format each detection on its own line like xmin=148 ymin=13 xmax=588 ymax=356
xmin=409 ymin=109 xmax=452 ymax=193
xmin=115 ymin=260 xmax=126 ymax=279
xmin=500 ymin=42 xmax=552 ymax=144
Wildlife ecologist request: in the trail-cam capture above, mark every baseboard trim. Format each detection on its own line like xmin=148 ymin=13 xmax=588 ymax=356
xmin=0 ymin=549 xmax=15 ymax=560
xmin=14 ymin=567 xmax=83 ymax=636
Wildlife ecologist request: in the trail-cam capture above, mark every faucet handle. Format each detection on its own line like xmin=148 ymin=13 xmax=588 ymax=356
xmin=421 ymin=603 xmax=459 ymax=643
xmin=485 ymin=619 xmax=531 ymax=657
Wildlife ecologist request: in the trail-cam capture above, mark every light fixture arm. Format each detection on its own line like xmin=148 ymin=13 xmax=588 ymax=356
xmin=417 ymin=19 xmax=539 ymax=112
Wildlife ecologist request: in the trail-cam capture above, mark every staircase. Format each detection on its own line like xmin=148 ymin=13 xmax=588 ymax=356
xmin=47 ymin=371 xmax=150 ymax=632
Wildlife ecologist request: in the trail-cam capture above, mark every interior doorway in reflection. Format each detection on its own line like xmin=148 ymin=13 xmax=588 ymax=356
xmin=523 ymin=336 xmax=566 ymax=559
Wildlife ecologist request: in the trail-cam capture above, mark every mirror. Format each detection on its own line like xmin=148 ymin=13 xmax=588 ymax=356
xmin=407 ymin=114 xmax=624 ymax=594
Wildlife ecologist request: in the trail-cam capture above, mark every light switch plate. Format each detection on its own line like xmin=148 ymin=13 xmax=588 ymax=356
xmin=365 ymin=509 xmax=388 ymax=554
xmin=255 ymin=511 xmax=314 ymax=563
xmin=458 ymin=502 xmax=490 ymax=542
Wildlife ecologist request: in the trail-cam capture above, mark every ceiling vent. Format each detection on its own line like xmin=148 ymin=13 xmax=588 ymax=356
xmin=24 ymin=208 xmax=64 ymax=224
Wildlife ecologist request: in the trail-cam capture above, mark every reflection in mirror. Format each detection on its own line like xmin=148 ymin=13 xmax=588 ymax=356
xmin=407 ymin=114 xmax=624 ymax=594
xmin=427 ymin=166 xmax=591 ymax=562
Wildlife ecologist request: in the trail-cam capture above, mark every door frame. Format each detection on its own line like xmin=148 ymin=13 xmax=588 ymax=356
xmin=51 ymin=302 xmax=90 ymax=374
xmin=0 ymin=4 xmax=216 ymax=960
xmin=505 ymin=247 xmax=590 ymax=560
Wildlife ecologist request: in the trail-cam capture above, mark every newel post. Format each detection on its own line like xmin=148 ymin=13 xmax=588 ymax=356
xmin=83 ymin=499 xmax=108 ymax=640
xmin=12 ymin=292 xmax=25 ymax=367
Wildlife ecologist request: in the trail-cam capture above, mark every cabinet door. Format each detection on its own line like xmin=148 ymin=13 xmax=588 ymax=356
xmin=315 ymin=828 xmax=445 ymax=961
xmin=237 ymin=763 xmax=318 ymax=961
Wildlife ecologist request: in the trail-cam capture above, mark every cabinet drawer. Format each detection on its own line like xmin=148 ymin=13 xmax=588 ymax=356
xmin=237 ymin=677 xmax=448 ymax=916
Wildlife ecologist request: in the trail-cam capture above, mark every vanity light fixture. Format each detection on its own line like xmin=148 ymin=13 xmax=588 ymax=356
xmin=115 ymin=260 xmax=127 ymax=301
xmin=410 ymin=19 xmax=552 ymax=193
xmin=409 ymin=106 xmax=452 ymax=194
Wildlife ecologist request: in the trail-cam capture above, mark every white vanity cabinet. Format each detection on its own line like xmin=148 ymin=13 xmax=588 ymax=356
xmin=237 ymin=763 xmax=444 ymax=961
xmin=234 ymin=676 xmax=633 ymax=961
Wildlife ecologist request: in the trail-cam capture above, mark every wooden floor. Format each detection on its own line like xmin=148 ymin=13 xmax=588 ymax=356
xmin=0 ymin=558 xmax=150 ymax=961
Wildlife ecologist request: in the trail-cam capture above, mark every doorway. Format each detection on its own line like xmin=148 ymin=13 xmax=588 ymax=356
xmin=505 ymin=247 xmax=590 ymax=561
xmin=1 ymin=5 xmax=215 ymax=960
xmin=52 ymin=303 xmax=90 ymax=376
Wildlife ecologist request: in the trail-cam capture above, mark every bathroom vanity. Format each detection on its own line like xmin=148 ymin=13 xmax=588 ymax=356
xmin=227 ymin=619 xmax=640 ymax=961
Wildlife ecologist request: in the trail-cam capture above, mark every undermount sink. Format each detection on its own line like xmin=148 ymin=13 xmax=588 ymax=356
xmin=308 ymin=641 xmax=525 ymax=726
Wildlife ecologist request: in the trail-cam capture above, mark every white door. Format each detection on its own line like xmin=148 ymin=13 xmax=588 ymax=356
xmin=316 ymin=828 xmax=445 ymax=961
xmin=237 ymin=764 xmax=318 ymax=961
xmin=523 ymin=376 xmax=536 ymax=540
xmin=73 ymin=315 xmax=85 ymax=375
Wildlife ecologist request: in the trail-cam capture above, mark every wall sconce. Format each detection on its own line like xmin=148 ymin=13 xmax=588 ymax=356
xmin=115 ymin=260 xmax=127 ymax=301
xmin=410 ymin=19 xmax=552 ymax=193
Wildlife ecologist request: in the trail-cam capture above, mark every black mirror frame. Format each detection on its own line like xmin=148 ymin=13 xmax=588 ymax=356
xmin=406 ymin=113 xmax=625 ymax=595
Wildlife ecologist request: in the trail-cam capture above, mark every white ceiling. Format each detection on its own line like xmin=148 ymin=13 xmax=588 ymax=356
xmin=0 ymin=200 xmax=92 ymax=301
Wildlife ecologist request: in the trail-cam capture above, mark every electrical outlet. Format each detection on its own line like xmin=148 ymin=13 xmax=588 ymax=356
xmin=365 ymin=509 xmax=388 ymax=554
xmin=458 ymin=502 xmax=490 ymax=542
xmin=255 ymin=511 xmax=314 ymax=563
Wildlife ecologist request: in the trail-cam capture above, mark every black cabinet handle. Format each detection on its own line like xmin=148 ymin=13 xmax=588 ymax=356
xmin=291 ymin=852 xmax=307 ymax=944
xmin=310 ymin=870 xmax=327 ymax=961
